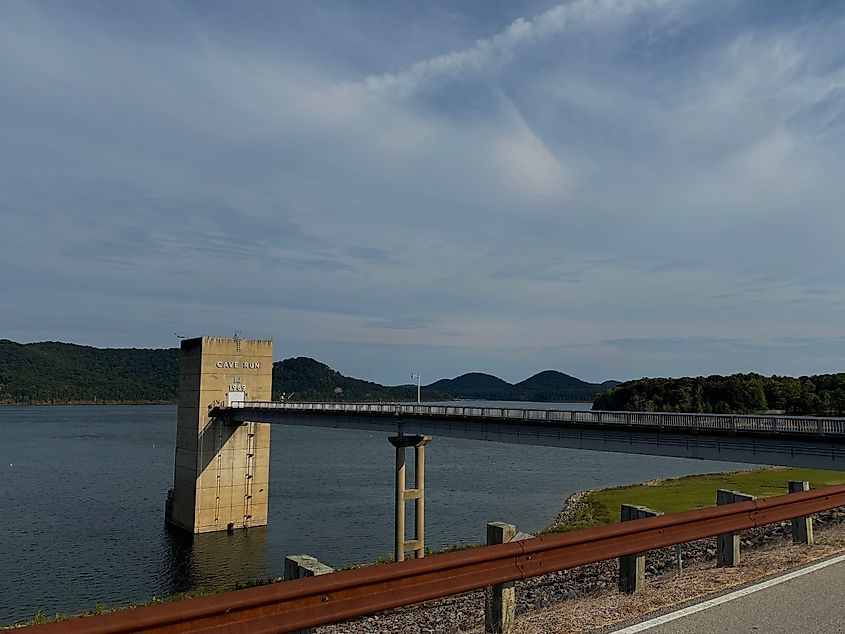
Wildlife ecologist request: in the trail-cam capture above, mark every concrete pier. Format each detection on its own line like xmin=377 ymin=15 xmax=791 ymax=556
xmin=388 ymin=434 xmax=431 ymax=562
xmin=165 ymin=336 xmax=273 ymax=534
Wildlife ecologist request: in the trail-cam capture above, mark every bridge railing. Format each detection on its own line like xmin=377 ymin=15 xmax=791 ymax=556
xmin=20 ymin=483 xmax=845 ymax=634
xmin=225 ymin=401 xmax=845 ymax=435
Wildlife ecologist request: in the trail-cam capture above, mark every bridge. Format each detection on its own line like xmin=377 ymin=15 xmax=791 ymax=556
xmin=164 ymin=336 xmax=845 ymax=562
xmin=219 ymin=400 xmax=845 ymax=470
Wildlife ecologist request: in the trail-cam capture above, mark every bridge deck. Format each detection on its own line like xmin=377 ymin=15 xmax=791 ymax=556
xmin=216 ymin=402 xmax=845 ymax=470
xmin=222 ymin=402 xmax=845 ymax=436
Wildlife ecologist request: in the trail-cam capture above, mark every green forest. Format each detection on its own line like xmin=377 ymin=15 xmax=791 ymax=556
xmin=0 ymin=340 xmax=617 ymax=404
xmin=593 ymin=373 xmax=845 ymax=416
xmin=271 ymin=357 xmax=449 ymax=402
xmin=0 ymin=340 xmax=180 ymax=404
xmin=5 ymin=339 xmax=844 ymax=415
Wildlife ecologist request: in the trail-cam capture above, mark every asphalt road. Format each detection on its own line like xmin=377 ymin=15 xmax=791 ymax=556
xmin=614 ymin=554 xmax=845 ymax=634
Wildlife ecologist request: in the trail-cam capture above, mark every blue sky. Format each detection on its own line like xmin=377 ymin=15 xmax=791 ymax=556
xmin=2 ymin=0 xmax=845 ymax=384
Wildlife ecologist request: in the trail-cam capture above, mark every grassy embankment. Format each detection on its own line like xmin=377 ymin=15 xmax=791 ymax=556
xmin=545 ymin=467 xmax=845 ymax=533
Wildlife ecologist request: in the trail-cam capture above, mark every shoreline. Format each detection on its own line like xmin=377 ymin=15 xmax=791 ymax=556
xmin=9 ymin=467 xmax=844 ymax=630
xmin=318 ymin=468 xmax=845 ymax=632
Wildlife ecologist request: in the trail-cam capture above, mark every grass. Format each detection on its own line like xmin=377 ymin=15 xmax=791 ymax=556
xmin=543 ymin=467 xmax=845 ymax=534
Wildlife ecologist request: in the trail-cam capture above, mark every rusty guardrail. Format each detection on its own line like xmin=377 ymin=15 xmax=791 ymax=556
xmin=19 ymin=483 xmax=845 ymax=633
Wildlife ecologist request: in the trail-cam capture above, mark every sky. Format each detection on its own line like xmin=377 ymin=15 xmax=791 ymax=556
xmin=2 ymin=1 xmax=845 ymax=385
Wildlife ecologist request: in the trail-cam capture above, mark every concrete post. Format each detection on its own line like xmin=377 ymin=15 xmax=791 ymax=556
xmin=393 ymin=442 xmax=406 ymax=563
xmin=788 ymin=481 xmax=814 ymax=545
xmin=485 ymin=522 xmax=516 ymax=634
xmin=618 ymin=504 xmax=663 ymax=593
xmin=716 ymin=489 xmax=755 ymax=567
xmin=284 ymin=555 xmax=334 ymax=634
xmin=415 ymin=442 xmax=426 ymax=558
xmin=388 ymin=434 xmax=432 ymax=562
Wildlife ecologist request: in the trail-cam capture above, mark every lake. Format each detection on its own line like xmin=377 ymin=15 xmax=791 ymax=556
xmin=0 ymin=404 xmax=748 ymax=624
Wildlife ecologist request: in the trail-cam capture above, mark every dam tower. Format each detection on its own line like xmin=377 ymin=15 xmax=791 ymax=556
xmin=165 ymin=336 xmax=273 ymax=534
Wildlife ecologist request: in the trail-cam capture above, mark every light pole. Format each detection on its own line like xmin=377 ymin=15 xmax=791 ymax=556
xmin=411 ymin=373 xmax=421 ymax=404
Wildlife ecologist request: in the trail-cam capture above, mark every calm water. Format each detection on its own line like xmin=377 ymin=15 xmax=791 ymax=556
xmin=0 ymin=404 xmax=748 ymax=624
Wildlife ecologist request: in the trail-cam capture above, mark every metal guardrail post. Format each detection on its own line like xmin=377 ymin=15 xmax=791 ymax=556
xmin=618 ymin=504 xmax=663 ymax=593
xmin=716 ymin=489 xmax=755 ymax=566
xmin=485 ymin=522 xmax=516 ymax=633
xmin=283 ymin=555 xmax=334 ymax=634
xmin=788 ymin=481 xmax=814 ymax=544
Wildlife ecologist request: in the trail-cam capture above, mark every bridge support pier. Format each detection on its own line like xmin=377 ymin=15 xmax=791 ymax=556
xmin=388 ymin=434 xmax=432 ymax=562
xmin=165 ymin=336 xmax=273 ymax=534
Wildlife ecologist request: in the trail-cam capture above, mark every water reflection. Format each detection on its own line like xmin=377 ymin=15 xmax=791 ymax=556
xmin=162 ymin=525 xmax=270 ymax=596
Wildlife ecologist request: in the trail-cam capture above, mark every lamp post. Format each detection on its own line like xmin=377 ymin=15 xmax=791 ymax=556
xmin=411 ymin=373 xmax=421 ymax=404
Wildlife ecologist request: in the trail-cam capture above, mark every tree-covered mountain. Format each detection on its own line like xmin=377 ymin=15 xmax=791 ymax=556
xmin=426 ymin=373 xmax=514 ymax=400
xmin=272 ymin=357 xmax=447 ymax=402
xmin=428 ymin=370 xmax=617 ymax=402
xmin=513 ymin=370 xmax=613 ymax=401
xmin=0 ymin=339 xmax=614 ymax=404
xmin=593 ymin=373 xmax=845 ymax=416
xmin=0 ymin=339 xmax=179 ymax=404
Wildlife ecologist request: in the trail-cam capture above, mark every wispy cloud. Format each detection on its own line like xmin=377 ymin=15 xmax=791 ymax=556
xmin=2 ymin=0 xmax=845 ymax=382
xmin=360 ymin=0 xmax=681 ymax=97
xmin=364 ymin=317 xmax=433 ymax=331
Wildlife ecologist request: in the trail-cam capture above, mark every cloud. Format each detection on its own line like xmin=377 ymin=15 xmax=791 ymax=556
xmin=2 ymin=0 xmax=845 ymax=384
xmin=364 ymin=317 xmax=433 ymax=331
xmin=360 ymin=0 xmax=681 ymax=98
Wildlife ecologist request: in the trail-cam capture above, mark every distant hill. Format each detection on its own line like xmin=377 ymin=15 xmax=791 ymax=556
xmin=513 ymin=370 xmax=616 ymax=401
xmin=0 ymin=339 xmax=615 ymax=404
xmin=429 ymin=370 xmax=618 ymax=402
xmin=0 ymin=339 xmax=179 ymax=404
xmin=427 ymin=372 xmax=514 ymax=400
xmin=272 ymin=357 xmax=447 ymax=402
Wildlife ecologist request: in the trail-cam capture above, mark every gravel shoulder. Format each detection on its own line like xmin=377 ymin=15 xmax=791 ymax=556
xmin=318 ymin=499 xmax=845 ymax=634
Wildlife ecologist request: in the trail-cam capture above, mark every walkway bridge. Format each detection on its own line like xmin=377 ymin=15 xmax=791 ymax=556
xmin=166 ymin=336 xmax=845 ymax=554
xmin=218 ymin=401 xmax=845 ymax=470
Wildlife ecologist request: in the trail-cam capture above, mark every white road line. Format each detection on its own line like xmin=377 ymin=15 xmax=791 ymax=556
xmin=611 ymin=551 xmax=845 ymax=633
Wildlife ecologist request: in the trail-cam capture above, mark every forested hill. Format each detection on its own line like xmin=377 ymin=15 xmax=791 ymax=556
xmin=593 ymin=374 xmax=845 ymax=416
xmin=271 ymin=358 xmax=448 ymax=402
xmin=0 ymin=340 xmax=611 ymax=404
xmin=0 ymin=340 xmax=179 ymax=403
xmin=428 ymin=371 xmax=618 ymax=402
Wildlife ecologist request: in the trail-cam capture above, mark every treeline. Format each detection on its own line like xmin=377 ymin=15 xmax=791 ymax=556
xmin=0 ymin=340 xmax=179 ymax=404
xmin=593 ymin=373 xmax=845 ymax=416
xmin=0 ymin=339 xmax=618 ymax=405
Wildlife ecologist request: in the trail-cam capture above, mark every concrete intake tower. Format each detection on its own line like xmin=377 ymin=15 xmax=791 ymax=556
xmin=165 ymin=336 xmax=273 ymax=534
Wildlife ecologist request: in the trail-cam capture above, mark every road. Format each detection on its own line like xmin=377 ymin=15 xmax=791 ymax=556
xmin=613 ymin=552 xmax=845 ymax=633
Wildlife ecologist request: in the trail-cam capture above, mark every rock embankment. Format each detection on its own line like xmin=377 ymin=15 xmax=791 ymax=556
xmin=317 ymin=495 xmax=845 ymax=634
